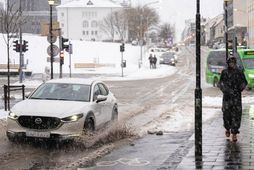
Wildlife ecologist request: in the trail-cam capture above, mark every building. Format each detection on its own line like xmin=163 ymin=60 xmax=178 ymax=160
xmin=205 ymin=14 xmax=224 ymax=47
xmin=7 ymin=0 xmax=61 ymax=35
xmin=56 ymin=0 xmax=124 ymax=41
xmin=248 ymin=0 xmax=254 ymax=48
xmin=226 ymin=0 xmax=248 ymax=45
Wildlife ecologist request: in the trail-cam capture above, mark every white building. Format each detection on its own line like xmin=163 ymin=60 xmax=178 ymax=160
xmin=57 ymin=0 xmax=123 ymax=41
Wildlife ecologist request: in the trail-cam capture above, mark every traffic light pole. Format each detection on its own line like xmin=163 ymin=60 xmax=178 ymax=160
xmin=50 ymin=4 xmax=53 ymax=79
xmin=19 ymin=0 xmax=23 ymax=83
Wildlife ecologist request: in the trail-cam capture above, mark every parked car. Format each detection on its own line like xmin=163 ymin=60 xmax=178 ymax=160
xmin=159 ymin=52 xmax=176 ymax=66
xmin=6 ymin=78 xmax=118 ymax=141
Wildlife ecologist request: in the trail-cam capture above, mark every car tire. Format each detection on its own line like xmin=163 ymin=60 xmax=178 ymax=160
xmin=84 ymin=117 xmax=95 ymax=132
xmin=213 ymin=78 xmax=219 ymax=87
xmin=6 ymin=132 xmax=17 ymax=143
xmin=111 ymin=105 xmax=118 ymax=122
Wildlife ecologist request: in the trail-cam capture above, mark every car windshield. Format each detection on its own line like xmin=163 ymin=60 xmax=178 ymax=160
xmin=242 ymin=58 xmax=254 ymax=69
xmin=29 ymin=83 xmax=91 ymax=102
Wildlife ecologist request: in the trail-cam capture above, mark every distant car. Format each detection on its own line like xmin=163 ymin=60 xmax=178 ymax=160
xmin=159 ymin=52 xmax=176 ymax=66
xmin=149 ymin=47 xmax=169 ymax=58
xmin=6 ymin=78 xmax=118 ymax=141
xmin=131 ymin=40 xmax=138 ymax=46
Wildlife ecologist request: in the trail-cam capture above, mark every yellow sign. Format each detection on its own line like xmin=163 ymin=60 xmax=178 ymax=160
xmin=245 ymin=51 xmax=254 ymax=55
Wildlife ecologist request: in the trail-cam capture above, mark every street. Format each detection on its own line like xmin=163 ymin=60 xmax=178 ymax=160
xmin=0 ymin=46 xmax=253 ymax=169
xmin=0 ymin=47 xmax=215 ymax=169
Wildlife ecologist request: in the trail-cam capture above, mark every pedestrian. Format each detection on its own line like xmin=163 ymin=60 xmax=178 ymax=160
xmin=149 ymin=54 xmax=153 ymax=69
xmin=153 ymin=55 xmax=157 ymax=69
xmin=218 ymin=55 xmax=247 ymax=142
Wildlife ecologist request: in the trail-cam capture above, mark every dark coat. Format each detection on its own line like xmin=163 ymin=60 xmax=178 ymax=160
xmin=218 ymin=67 xmax=247 ymax=113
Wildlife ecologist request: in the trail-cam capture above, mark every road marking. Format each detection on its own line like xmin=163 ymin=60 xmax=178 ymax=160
xmin=96 ymin=158 xmax=150 ymax=167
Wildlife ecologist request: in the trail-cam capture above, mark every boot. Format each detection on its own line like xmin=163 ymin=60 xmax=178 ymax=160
xmin=225 ymin=130 xmax=230 ymax=137
xmin=232 ymin=134 xmax=237 ymax=142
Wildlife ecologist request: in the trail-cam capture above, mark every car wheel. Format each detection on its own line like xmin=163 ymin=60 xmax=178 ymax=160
xmin=6 ymin=132 xmax=17 ymax=143
xmin=213 ymin=78 xmax=219 ymax=87
xmin=84 ymin=117 xmax=95 ymax=132
xmin=111 ymin=106 xmax=118 ymax=122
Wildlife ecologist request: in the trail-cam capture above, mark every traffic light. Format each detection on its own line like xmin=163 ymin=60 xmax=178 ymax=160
xmin=120 ymin=43 xmax=125 ymax=52
xmin=60 ymin=51 xmax=64 ymax=65
xmin=60 ymin=37 xmax=69 ymax=51
xmin=22 ymin=40 xmax=28 ymax=52
xmin=13 ymin=40 xmax=20 ymax=52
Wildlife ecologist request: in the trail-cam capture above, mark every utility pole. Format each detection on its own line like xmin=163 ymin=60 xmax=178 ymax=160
xmin=49 ymin=1 xmax=54 ymax=79
xmin=224 ymin=0 xmax=229 ymax=61
xmin=19 ymin=0 xmax=23 ymax=83
xmin=195 ymin=0 xmax=202 ymax=166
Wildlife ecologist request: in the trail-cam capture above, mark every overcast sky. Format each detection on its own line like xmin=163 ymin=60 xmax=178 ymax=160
xmin=0 ymin=0 xmax=224 ymax=41
xmin=132 ymin=0 xmax=224 ymax=41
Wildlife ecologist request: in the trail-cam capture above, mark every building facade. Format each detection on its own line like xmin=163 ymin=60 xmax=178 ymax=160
xmin=7 ymin=0 xmax=60 ymax=35
xmin=248 ymin=0 xmax=254 ymax=48
xmin=227 ymin=0 xmax=248 ymax=45
xmin=57 ymin=0 xmax=124 ymax=41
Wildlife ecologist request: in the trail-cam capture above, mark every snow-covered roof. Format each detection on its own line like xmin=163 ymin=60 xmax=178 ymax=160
xmin=57 ymin=0 xmax=122 ymax=8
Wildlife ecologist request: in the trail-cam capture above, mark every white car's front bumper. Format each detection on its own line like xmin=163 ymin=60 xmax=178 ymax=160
xmin=6 ymin=116 xmax=85 ymax=140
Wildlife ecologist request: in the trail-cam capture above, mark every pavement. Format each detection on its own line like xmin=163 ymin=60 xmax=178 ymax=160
xmin=83 ymin=104 xmax=254 ymax=170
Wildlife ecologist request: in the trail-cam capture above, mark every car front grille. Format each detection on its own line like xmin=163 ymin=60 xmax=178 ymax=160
xmin=18 ymin=116 xmax=62 ymax=130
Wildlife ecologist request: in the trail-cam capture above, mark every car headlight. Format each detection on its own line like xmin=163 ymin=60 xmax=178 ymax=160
xmin=8 ymin=111 xmax=18 ymax=120
xmin=171 ymin=58 xmax=175 ymax=62
xmin=248 ymin=74 xmax=254 ymax=78
xmin=61 ymin=113 xmax=83 ymax=122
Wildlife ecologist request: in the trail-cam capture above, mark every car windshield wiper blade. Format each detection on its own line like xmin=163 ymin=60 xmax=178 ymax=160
xmin=30 ymin=97 xmax=56 ymax=100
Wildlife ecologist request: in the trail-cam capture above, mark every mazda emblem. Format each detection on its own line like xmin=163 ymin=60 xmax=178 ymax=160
xmin=35 ymin=118 xmax=42 ymax=124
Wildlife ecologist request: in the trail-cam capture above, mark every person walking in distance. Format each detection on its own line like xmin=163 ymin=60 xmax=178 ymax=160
xmin=218 ymin=55 xmax=247 ymax=142
xmin=153 ymin=55 xmax=157 ymax=69
xmin=149 ymin=53 xmax=153 ymax=69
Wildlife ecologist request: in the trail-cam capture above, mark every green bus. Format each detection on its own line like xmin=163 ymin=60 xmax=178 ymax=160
xmin=205 ymin=48 xmax=254 ymax=89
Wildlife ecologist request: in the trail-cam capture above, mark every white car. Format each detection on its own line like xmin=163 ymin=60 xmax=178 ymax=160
xmin=6 ymin=78 xmax=118 ymax=141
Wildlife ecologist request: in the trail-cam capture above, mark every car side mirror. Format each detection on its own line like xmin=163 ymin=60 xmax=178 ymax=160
xmin=96 ymin=95 xmax=107 ymax=103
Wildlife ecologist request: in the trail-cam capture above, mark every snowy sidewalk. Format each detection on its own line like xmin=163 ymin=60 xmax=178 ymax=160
xmin=161 ymin=104 xmax=254 ymax=170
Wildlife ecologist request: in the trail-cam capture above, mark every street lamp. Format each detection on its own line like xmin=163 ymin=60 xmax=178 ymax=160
xmin=48 ymin=0 xmax=54 ymax=79
xmin=195 ymin=0 xmax=202 ymax=165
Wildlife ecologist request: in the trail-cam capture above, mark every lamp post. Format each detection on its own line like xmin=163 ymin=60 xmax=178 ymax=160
xmin=195 ymin=0 xmax=202 ymax=164
xmin=224 ymin=0 xmax=229 ymax=61
xmin=48 ymin=0 xmax=54 ymax=79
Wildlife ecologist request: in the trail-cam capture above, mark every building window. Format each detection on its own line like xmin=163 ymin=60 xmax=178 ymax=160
xmin=91 ymin=20 xmax=98 ymax=28
xmin=83 ymin=20 xmax=89 ymax=28
xmin=61 ymin=23 xmax=64 ymax=27
xmin=83 ymin=31 xmax=86 ymax=35
xmin=86 ymin=31 xmax=89 ymax=35
xmin=95 ymin=31 xmax=98 ymax=35
xmin=91 ymin=31 xmax=94 ymax=35
xmin=61 ymin=12 xmax=64 ymax=17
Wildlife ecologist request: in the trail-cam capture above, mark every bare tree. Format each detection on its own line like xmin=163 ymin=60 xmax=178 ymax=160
xmin=100 ymin=12 xmax=115 ymax=41
xmin=159 ymin=23 xmax=175 ymax=43
xmin=126 ymin=6 xmax=159 ymax=42
xmin=113 ymin=10 xmax=128 ymax=41
xmin=0 ymin=0 xmax=25 ymax=110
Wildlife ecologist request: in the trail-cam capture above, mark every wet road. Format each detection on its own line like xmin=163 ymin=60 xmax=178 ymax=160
xmin=0 ymin=47 xmax=232 ymax=169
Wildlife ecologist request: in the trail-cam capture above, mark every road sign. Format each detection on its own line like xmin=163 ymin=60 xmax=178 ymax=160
xmin=47 ymin=45 xmax=59 ymax=57
xmin=47 ymin=57 xmax=60 ymax=63
xmin=47 ymin=34 xmax=57 ymax=43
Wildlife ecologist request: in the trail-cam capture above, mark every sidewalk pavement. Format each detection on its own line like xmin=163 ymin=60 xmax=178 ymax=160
xmin=167 ymin=104 xmax=254 ymax=170
xmin=86 ymin=105 xmax=254 ymax=170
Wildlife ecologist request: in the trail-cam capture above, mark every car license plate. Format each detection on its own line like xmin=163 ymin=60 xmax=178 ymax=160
xmin=26 ymin=131 xmax=50 ymax=138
